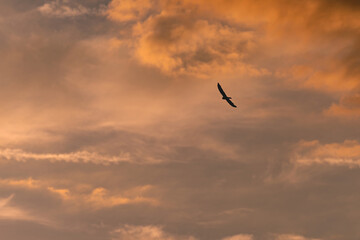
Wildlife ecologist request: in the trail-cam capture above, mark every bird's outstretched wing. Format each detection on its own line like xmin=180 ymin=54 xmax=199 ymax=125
xmin=226 ymin=98 xmax=237 ymax=108
xmin=217 ymin=83 xmax=227 ymax=98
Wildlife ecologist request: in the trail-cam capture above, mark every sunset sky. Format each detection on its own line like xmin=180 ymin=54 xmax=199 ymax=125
xmin=1 ymin=0 xmax=360 ymax=239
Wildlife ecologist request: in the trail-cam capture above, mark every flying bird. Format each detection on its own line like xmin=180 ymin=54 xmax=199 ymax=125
xmin=217 ymin=83 xmax=237 ymax=108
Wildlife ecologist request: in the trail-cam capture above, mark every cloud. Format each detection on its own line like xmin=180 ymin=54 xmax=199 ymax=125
xmin=273 ymin=234 xmax=321 ymax=240
xmin=132 ymin=13 xmax=266 ymax=77
xmin=38 ymin=0 xmax=106 ymax=18
xmin=106 ymin=0 xmax=360 ymax=120
xmin=0 ymin=178 xmax=40 ymax=189
xmin=49 ymin=185 xmax=159 ymax=209
xmin=277 ymin=59 xmax=360 ymax=118
xmin=276 ymin=62 xmax=360 ymax=94
xmin=106 ymin=0 xmax=360 ymax=77
xmin=0 ymin=148 xmax=132 ymax=165
xmin=325 ymin=93 xmax=360 ymax=117
xmin=221 ymin=234 xmax=253 ymax=240
xmin=0 ymin=195 xmax=27 ymax=220
xmin=111 ymin=225 xmax=197 ymax=240
xmin=107 ymin=0 xmax=269 ymax=77
xmin=107 ymin=0 xmax=155 ymax=22
xmin=0 ymin=177 xmax=158 ymax=210
xmin=2 ymin=0 xmax=360 ymax=239
xmin=177 ymin=0 xmax=360 ymax=36
xmin=0 ymin=194 xmax=52 ymax=226
xmin=222 ymin=233 xmax=320 ymax=240
xmin=292 ymin=140 xmax=360 ymax=167
xmin=83 ymin=186 xmax=159 ymax=209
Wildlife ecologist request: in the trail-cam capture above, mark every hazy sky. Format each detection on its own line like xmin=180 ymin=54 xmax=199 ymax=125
xmin=1 ymin=0 xmax=360 ymax=239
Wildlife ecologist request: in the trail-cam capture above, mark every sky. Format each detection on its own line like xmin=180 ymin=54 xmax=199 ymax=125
xmin=1 ymin=0 xmax=360 ymax=239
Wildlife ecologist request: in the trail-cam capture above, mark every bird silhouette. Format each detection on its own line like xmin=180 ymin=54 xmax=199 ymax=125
xmin=217 ymin=83 xmax=237 ymax=108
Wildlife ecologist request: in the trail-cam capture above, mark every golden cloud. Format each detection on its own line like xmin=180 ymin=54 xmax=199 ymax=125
xmin=293 ymin=140 xmax=360 ymax=167
xmin=221 ymin=234 xmax=254 ymax=240
xmin=49 ymin=185 xmax=159 ymax=210
xmin=107 ymin=0 xmax=360 ymax=116
xmin=132 ymin=12 xmax=266 ymax=77
xmin=47 ymin=187 xmax=71 ymax=200
xmin=111 ymin=225 xmax=198 ymax=240
xmin=107 ymin=0 xmax=270 ymax=77
xmin=85 ymin=187 xmax=158 ymax=209
xmin=274 ymin=234 xmax=321 ymax=240
xmin=107 ymin=0 xmax=154 ymax=22
xmin=277 ymin=63 xmax=360 ymax=93
xmin=0 ymin=178 xmax=40 ymax=189
xmin=0 ymin=148 xmax=131 ymax=165
xmin=0 ymin=177 xmax=158 ymax=210
xmin=179 ymin=0 xmax=360 ymax=36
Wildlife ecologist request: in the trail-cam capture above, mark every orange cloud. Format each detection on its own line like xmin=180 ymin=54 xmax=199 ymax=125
xmin=325 ymin=93 xmax=360 ymax=117
xmin=107 ymin=0 xmax=360 ymax=102
xmin=0 ymin=178 xmax=40 ymax=189
xmin=107 ymin=0 xmax=154 ymax=22
xmin=274 ymin=234 xmax=321 ymax=240
xmin=293 ymin=140 xmax=360 ymax=167
xmin=0 ymin=148 xmax=131 ymax=165
xmin=85 ymin=187 xmax=158 ymax=209
xmin=0 ymin=177 xmax=158 ymax=210
xmin=179 ymin=0 xmax=360 ymax=34
xmin=47 ymin=187 xmax=71 ymax=200
xmin=0 ymin=194 xmax=53 ymax=226
xmin=132 ymin=13 xmax=267 ymax=77
xmin=277 ymin=63 xmax=359 ymax=93
xmin=111 ymin=225 xmax=197 ymax=240
xmin=221 ymin=234 xmax=253 ymax=240
xmin=107 ymin=0 xmax=270 ymax=77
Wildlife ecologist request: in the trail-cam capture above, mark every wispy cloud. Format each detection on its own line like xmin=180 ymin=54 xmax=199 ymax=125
xmin=293 ymin=140 xmax=360 ymax=168
xmin=0 ymin=178 xmax=158 ymax=210
xmin=0 ymin=178 xmax=40 ymax=189
xmin=221 ymin=234 xmax=253 ymax=240
xmin=0 ymin=148 xmax=131 ymax=165
xmin=273 ymin=234 xmax=321 ymax=240
xmin=325 ymin=93 xmax=360 ymax=118
xmin=111 ymin=225 xmax=198 ymax=240
xmin=0 ymin=194 xmax=53 ymax=226
xmin=74 ymin=186 xmax=159 ymax=209
xmin=48 ymin=186 xmax=159 ymax=210
xmin=221 ymin=234 xmax=320 ymax=240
